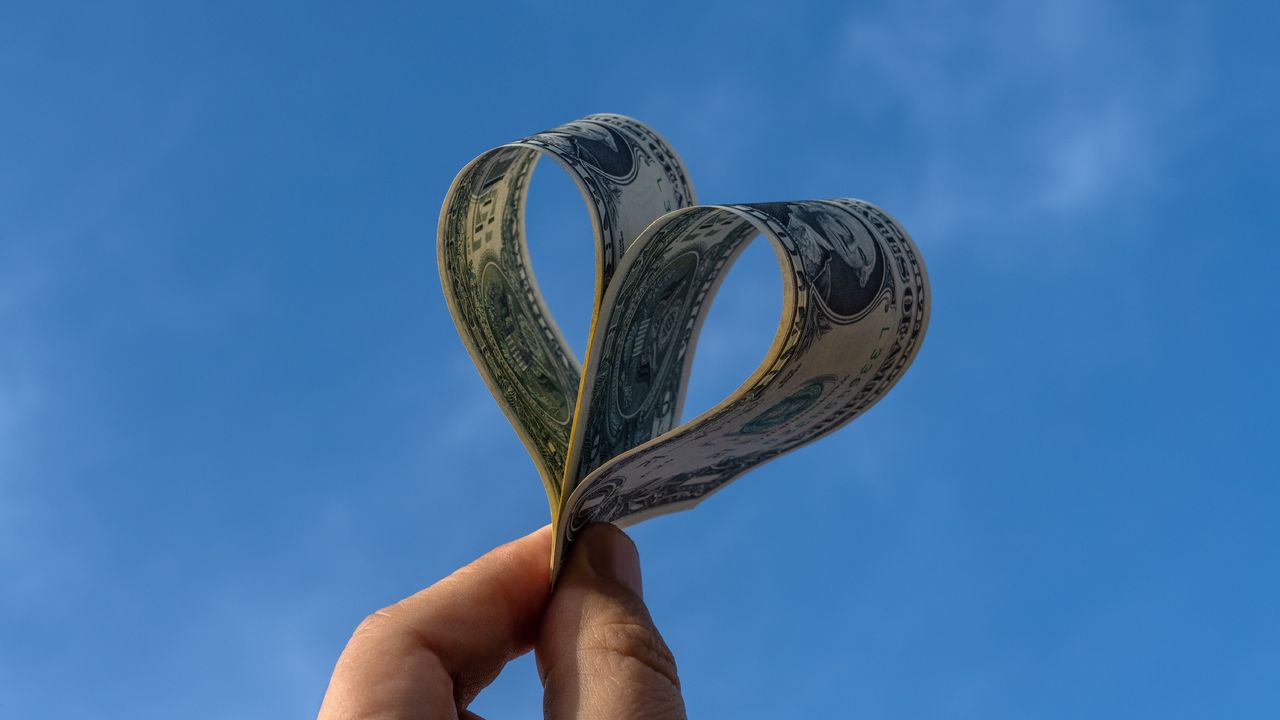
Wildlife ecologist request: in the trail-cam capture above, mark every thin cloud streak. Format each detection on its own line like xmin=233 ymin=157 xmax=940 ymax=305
xmin=837 ymin=0 xmax=1205 ymax=242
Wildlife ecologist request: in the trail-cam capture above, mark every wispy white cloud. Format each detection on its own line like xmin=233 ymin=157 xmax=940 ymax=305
xmin=0 ymin=252 xmax=57 ymax=600
xmin=837 ymin=0 xmax=1205 ymax=242
xmin=0 ymin=104 xmax=205 ymax=599
xmin=0 ymin=278 xmax=42 ymax=468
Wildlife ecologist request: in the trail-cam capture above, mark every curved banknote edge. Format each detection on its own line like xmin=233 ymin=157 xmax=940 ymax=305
xmin=550 ymin=200 xmax=930 ymax=570
xmin=437 ymin=114 xmax=931 ymax=574
xmin=437 ymin=114 xmax=695 ymax=508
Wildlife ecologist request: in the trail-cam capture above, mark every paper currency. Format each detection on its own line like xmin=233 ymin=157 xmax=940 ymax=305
xmin=437 ymin=114 xmax=930 ymax=572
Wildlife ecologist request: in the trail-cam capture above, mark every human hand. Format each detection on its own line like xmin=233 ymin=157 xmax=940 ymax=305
xmin=317 ymin=523 xmax=686 ymax=719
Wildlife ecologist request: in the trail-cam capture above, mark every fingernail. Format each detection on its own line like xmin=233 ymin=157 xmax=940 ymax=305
xmin=584 ymin=524 xmax=644 ymax=597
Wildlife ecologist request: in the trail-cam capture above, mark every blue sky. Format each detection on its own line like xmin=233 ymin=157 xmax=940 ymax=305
xmin=2 ymin=1 xmax=1277 ymax=717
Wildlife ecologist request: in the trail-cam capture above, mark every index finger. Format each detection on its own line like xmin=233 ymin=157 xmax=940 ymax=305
xmin=318 ymin=525 xmax=553 ymax=718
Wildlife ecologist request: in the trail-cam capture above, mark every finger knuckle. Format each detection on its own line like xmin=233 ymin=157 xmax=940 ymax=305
xmin=586 ymin=618 xmax=681 ymax=689
xmin=351 ymin=607 xmax=398 ymax=640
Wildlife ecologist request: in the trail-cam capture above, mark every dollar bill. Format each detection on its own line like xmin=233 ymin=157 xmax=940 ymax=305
xmin=437 ymin=115 xmax=694 ymax=506
xmin=437 ymin=115 xmax=930 ymax=572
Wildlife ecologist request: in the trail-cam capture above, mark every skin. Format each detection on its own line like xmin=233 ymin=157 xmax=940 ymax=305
xmin=318 ymin=523 xmax=686 ymax=719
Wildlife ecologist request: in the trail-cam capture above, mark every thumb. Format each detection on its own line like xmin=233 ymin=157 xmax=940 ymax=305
xmin=536 ymin=523 xmax=686 ymax=720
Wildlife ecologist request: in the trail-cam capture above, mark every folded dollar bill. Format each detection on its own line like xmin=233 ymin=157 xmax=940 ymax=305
xmin=438 ymin=114 xmax=930 ymax=572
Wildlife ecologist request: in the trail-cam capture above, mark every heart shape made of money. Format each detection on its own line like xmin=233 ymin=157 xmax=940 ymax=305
xmin=438 ymin=114 xmax=930 ymax=572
